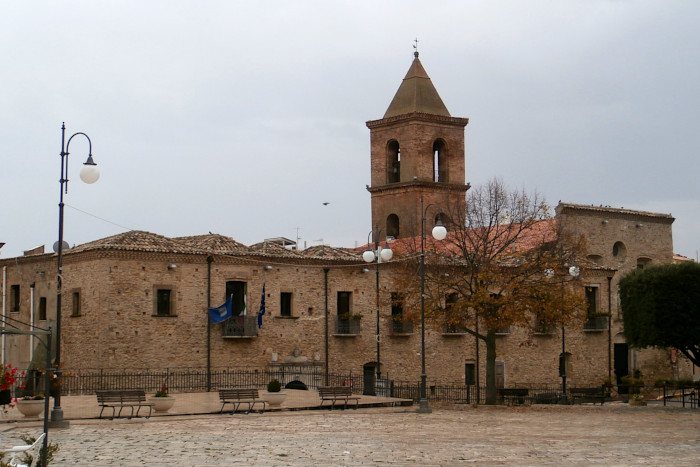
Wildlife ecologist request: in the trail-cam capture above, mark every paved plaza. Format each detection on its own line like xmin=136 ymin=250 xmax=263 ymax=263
xmin=1 ymin=403 xmax=698 ymax=466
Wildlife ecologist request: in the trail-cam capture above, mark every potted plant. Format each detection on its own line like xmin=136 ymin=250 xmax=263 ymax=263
xmin=264 ymin=379 xmax=287 ymax=406
xmin=149 ymin=383 xmax=175 ymax=412
xmin=16 ymin=394 xmax=45 ymax=417
xmin=629 ymin=393 xmax=647 ymax=406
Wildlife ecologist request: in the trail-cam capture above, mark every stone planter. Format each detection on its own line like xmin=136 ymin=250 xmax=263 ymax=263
xmin=629 ymin=399 xmax=647 ymax=407
xmin=16 ymin=399 xmax=45 ymax=417
xmin=149 ymin=396 xmax=175 ymax=413
xmin=264 ymin=391 xmax=287 ymax=407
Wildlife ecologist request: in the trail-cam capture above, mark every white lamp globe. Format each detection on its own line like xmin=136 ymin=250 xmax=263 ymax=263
xmin=569 ymin=265 xmax=580 ymax=278
xmin=432 ymin=224 xmax=447 ymax=241
xmin=80 ymin=164 xmax=100 ymax=184
xmin=379 ymin=247 xmax=393 ymax=262
xmin=362 ymin=250 xmax=376 ymax=263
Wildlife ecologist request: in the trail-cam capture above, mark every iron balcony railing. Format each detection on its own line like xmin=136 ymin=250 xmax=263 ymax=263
xmin=391 ymin=320 xmax=413 ymax=334
xmin=222 ymin=315 xmax=258 ymax=337
xmin=584 ymin=315 xmax=608 ymax=331
xmin=335 ymin=317 xmax=361 ymax=335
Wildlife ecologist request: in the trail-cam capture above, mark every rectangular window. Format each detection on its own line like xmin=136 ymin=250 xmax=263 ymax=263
xmin=584 ymin=285 xmax=606 ymax=331
xmin=155 ymin=288 xmax=174 ymax=316
xmin=280 ymin=292 xmax=292 ymax=317
xmin=10 ymin=285 xmax=20 ymax=312
xmin=391 ymin=292 xmax=412 ymax=334
xmin=222 ymin=281 xmax=256 ymax=337
xmin=225 ymin=281 xmax=247 ymax=316
xmin=71 ymin=290 xmax=81 ymax=317
xmin=337 ymin=291 xmax=352 ymax=317
xmin=38 ymin=297 xmax=47 ymax=321
xmin=586 ymin=286 xmax=598 ymax=315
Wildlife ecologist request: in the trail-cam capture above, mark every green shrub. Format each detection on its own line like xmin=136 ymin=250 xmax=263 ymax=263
xmin=267 ymin=379 xmax=282 ymax=392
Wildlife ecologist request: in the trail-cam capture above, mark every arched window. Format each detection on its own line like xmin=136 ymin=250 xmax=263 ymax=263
xmin=637 ymin=257 xmax=652 ymax=269
xmin=612 ymin=241 xmax=627 ymax=259
xmin=387 ymin=214 xmax=399 ymax=239
xmin=433 ymin=139 xmax=448 ymax=182
xmin=387 ymin=140 xmax=400 ymax=183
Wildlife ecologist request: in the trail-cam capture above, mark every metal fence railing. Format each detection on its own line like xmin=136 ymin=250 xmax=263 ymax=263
xmin=15 ymin=366 xmax=653 ymax=408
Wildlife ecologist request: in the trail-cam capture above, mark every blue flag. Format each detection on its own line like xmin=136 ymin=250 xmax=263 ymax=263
xmin=209 ymin=295 xmax=232 ymax=323
xmin=257 ymin=282 xmax=266 ymax=328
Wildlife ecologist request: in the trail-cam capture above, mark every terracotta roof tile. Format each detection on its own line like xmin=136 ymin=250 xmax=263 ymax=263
xmin=174 ymin=234 xmax=250 ymax=255
xmin=69 ymin=230 xmax=204 ymax=254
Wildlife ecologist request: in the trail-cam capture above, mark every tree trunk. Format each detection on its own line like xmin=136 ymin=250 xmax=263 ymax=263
xmin=484 ymin=329 xmax=498 ymax=405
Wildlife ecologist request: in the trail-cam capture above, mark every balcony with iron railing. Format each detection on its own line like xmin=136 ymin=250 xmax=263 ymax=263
xmin=391 ymin=319 xmax=414 ymax=335
xmin=335 ymin=317 xmax=361 ymax=336
xmin=534 ymin=319 xmax=557 ymax=336
xmin=583 ymin=314 xmax=608 ymax=332
xmin=441 ymin=323 xmax=468 ymax=336
xmin=222 ymin=315 xmax=258 ymax=338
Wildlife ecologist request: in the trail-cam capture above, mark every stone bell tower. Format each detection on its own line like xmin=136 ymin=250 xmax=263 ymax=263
xmin=366 ymin=51 xmax=470 ymax=239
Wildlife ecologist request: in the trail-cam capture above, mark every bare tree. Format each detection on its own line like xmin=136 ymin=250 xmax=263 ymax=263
xmin=396 ymin=179 xmax=586 ymax=404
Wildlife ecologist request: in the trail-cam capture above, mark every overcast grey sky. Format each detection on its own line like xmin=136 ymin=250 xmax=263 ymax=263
xmin=2 ymin=1 xmax=699 ymax=260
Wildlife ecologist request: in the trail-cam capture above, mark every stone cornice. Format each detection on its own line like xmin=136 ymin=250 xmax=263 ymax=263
xmin=366 ymin=112 xmax=469 ymax=129
xmin=367 ymin=180 xmax=470 ymax=195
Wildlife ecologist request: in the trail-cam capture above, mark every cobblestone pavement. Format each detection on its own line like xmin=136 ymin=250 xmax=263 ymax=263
xmin=2 ymin=404 xmax=698 ymax=466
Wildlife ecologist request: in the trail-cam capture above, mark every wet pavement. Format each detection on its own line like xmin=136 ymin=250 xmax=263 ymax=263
xmin=0 ymin=397 xmax=698 ymax=466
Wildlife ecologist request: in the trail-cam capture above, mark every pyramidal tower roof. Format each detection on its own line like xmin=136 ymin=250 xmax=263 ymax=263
xmin=383 ymin=51 xmax=451 ymax=118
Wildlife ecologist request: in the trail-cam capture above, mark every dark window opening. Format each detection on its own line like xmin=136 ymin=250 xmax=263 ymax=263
xmin=465 ymin=363 xmax=476 ymax=386
xmin=280 ymin=292 xmax=292 ymax=317
xmin=387 ymin=140 xmax=400 ymax=183
xmin=71 ymin=290 xmax=81 ymax=317
xmin=10 ymin=285 xmax=20 ymax=312
xmin=38 ymin=297 xmax=47 ymax=321
xmin=156 ymin=289 xmax=172 ymax=316
xmin=387 ymin=214 xmax=399 ymax=239
xmin=391 ymin=292 xmax=412 ymax=334
xmin=337 ymin=291 xmax=352 ymax=317
xmin=225 ymin=281 xmax=247 ymax=316
xmin=433 ymin=139 xmax=448 ymax=183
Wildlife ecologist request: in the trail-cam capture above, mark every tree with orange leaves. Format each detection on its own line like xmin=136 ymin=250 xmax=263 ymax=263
xmin=395 ymin=179 xmax=587 ymax=405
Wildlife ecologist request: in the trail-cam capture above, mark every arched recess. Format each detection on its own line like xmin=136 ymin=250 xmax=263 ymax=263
xmin=636 ymin=257 xmax=652 ymax=269
xmin=387 ymin=140 xmax=400 ymax=183
xmin=386 ymin=214 xmax=399 ymax=239
xmin=587 ymin=254 xmax=603 ymax=265
xmin=433 ymin=139 xmax=448 ymax=183
xmin=612 ymin=241 xmax=627 ymax=259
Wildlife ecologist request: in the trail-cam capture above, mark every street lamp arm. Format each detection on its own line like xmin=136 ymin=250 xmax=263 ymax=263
xmin=65 ymin=131 xmax=93 ymax=156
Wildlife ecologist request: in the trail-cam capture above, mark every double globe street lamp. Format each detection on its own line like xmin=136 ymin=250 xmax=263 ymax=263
xmin=363 ymin=228 xmax=393 ymax=395
xmin=544 ymin=264 xmax=580 ymax=404
xmin=52 ymin=123 xmax=100 ymax=427
xmin=418 ymin=196 xmax=447 ymax=414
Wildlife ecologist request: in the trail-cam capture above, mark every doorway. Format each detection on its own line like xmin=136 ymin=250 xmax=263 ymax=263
xmin=614 ymin=343 xmax=629 ymax=393
xmin=363 ymin=363 xmax=376 ymax=396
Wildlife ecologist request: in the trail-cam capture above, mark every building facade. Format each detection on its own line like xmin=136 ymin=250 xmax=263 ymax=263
xmin=1 ymin=53 xmax=692 ymax=391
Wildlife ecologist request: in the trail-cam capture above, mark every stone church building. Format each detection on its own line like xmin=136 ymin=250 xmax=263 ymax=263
xmin=1 ymin=52 xmax=692 ymax=392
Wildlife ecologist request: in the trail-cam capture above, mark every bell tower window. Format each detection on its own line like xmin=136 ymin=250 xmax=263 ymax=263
xmin=387 ymin=140 xmax=400 ymax=183
xmin=387 ymin=214 xmax=400 ymax=239
xmin=433 ymin=139 xmax=448 ymax=182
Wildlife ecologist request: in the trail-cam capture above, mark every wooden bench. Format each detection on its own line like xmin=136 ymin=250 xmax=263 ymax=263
xmin=318 ymin=386 xmax=360 ymax=409
xmin=498 ymin=388 xmax=529 ymax=406
xmin=96 ymin=390 xmax=154 ymax=419
xmin=219 ymin=388 xmax=267 ymax=414
xmin=569 ymin=387 xmax=606 ymax=405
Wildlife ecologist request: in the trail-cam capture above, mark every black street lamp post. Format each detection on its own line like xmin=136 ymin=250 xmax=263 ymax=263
xmin=547 ymin=265 xmax=579 ymax=404
xmin=52 ymin=123 xmax=99 ymax=427
xmin=363 ymin=227 xmax=393 ymax=395
xmin=418 ymin=196 xmax=447 ymax=414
